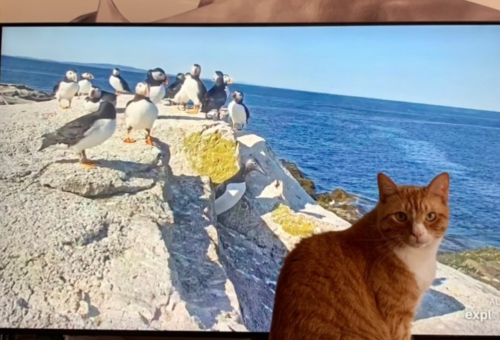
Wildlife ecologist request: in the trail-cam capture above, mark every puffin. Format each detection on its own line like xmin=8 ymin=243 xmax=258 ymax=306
xmin=109 ymin=68 xmax=131 ymax=95
xmin=214 ymin=157 xmax=267 ymax=215
xmin=38 ymin=101 xmax=117 ymax=169
xmin=164 ymin=73 xmax=186 ymax=107
xmin=200 ymin=71 xmax=234 ymax=119
xmin=84 ymin=86 xmax=117 ymax=113
xmin=124 ymin=81 xmax=159 ymax=146
xmin=53 ymin=69 xmax=80 ymax=109
xmin=173 ymin=73 xmax=194 ymax=111
xmin=228 ymin=91 xmax=250 ymax=130
xmin=182 ymin=64 xmax=207 ymax=114
xmin=223 ymin=74 xmax=234 ymax=102
xmin=145 ymin=67 xmax=169 ymax=105
xmin=77 ymin=72 xmax=94 ymax=96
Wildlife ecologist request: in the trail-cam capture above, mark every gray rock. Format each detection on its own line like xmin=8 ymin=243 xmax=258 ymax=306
xmin=0 ymin=83 xmax=54 ymax=105
xmin=217 ymin=195 xmax=287 ymax=331
xmin=0 ymin=97 xmax=246 ymax=331
xmin=39 ymin=143 xmax=163 ymax=198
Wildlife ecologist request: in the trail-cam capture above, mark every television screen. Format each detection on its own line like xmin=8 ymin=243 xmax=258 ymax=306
xmin=0 ymin=25 xmax=499 ymax=335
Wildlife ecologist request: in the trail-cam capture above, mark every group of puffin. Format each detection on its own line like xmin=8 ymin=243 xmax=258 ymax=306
xmin=52 ymin=64 xmax=251 ymax=129
xmin=161 ymin=64 xmax=250 ymax=128
xmin=163 ymin=64 xmax=245 ymax=122
xmin=42 ymin=65 xmax=264 ymax=215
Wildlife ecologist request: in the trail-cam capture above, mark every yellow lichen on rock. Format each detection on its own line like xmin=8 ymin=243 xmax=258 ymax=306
xmin=183 ymin=130 xmax=239 ymax=185
xmin=271 ymin=203 xmax=315 ymax=237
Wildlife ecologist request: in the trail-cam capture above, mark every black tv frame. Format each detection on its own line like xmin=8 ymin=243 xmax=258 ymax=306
xmin=0 ymin=22 xmax=499 ymax=340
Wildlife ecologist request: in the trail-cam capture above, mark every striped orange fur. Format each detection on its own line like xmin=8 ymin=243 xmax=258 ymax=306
xmin=269 ymin=172 xmax=450 ymax=340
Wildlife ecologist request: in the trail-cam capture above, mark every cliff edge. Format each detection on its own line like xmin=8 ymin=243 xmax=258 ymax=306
xmin=0 ymin=89 xmax=498 ymax=334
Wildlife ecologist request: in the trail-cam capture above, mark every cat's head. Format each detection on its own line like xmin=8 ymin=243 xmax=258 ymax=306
xmin=375 ymin=172 xmax=450 ymax=249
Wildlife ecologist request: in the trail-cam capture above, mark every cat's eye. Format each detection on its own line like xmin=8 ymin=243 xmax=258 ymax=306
xmin=394 ymin=212 xmax=407 ymax=221
xmin=426 ymin=212 xmax=437 ymax=221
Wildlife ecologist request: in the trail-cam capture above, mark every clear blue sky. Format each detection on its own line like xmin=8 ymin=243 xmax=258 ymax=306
xmin=2 ymin=26 xmax=500 ymax=111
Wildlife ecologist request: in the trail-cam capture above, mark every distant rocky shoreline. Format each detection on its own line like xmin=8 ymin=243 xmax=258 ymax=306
xmin=0 ymin=83 xmax=54 ymax=105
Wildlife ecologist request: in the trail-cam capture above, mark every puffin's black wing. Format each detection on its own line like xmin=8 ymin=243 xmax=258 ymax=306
xmin=145 ymin=70 xmax=153 ymax=83
xmin=164 ymin=80 xmax=183 ymax=99
xmin=53 ymin=82 xmax=60 ymax=94
xmin=201 ymin=86 xmax=227 ymax=113
xmin=243 ymin=103 xmax=250 ymax=121
xmin=199 ymin=82 xmax=208 ymax=99
xmin=214 ymin=167 xmax=244 ymax=199
xmin=39 ymin=111 xmax=103 ymax=150
xmin=215 ymin=182 xmax=227 ymax=199
xmin=126 ymin=99 xmax=134 ymax=108
xmin=118 ymin=75 xmax=131 ymax=92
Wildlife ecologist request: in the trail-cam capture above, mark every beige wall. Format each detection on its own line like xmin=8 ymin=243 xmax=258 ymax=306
xmin=0 ymin=0 xmax=499 ymax=22
xmin=1 ymin=0 xmax=498 ymax=23
xmin=0 ymin=0 xmax=99 ymax=22
xmin=465 ymin=0 xmax=500 ymax=10
xmin=114 ymin=0 xmax=200 ymax=22
xmin=0 ymin=0 xmax=200 ymax=22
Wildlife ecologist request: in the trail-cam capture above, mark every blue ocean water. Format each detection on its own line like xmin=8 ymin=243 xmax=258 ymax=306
xmin=1 ymin=55 xmax=499 ymax=252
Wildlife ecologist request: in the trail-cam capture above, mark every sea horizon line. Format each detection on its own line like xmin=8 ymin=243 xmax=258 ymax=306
xmin=1 ymin=53 xmax=500 ymax=114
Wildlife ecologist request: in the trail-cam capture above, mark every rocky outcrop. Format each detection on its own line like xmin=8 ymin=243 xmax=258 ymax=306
xmin=1 ymin=93 xmax=499 ymax=335
xmin=280 ymin=160 xmax=316 ymax=195
xmin=313 ymin=189 xmax=365 ymax=224
xmin=0 ymin=97 xmax=245 ymax=331
xmin=0 ymin=95 xmax=349 ymax=332
xmin=281 ymin=160 xmax=364 ymax=223
xmin=0 ymin=83 xmax=54 ymax=105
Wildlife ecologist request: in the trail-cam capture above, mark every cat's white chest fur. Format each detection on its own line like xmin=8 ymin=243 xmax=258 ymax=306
xmin=394 ymin=238 xmax=441 ymax=293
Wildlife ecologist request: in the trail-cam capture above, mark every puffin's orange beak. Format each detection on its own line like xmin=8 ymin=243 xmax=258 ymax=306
xmin=164 ymin=76 xmax=169 ymax=85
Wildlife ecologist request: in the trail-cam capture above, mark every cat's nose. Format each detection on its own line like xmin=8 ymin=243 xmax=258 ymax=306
xmin=411 ymin=232 xmax=423 ymax=241
xmin=411 ymin=224 xmax=425 ymax=239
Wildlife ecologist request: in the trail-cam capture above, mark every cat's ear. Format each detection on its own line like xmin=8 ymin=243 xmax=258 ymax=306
xmin=427 ymin=172 xmax=450 ymax=202
xmin=377 ymin=173 xmax=398 ymax=203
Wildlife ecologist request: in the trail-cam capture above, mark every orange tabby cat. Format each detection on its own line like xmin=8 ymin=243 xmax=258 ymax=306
xmin=269 ymin=172 xmax=450 ymax=340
